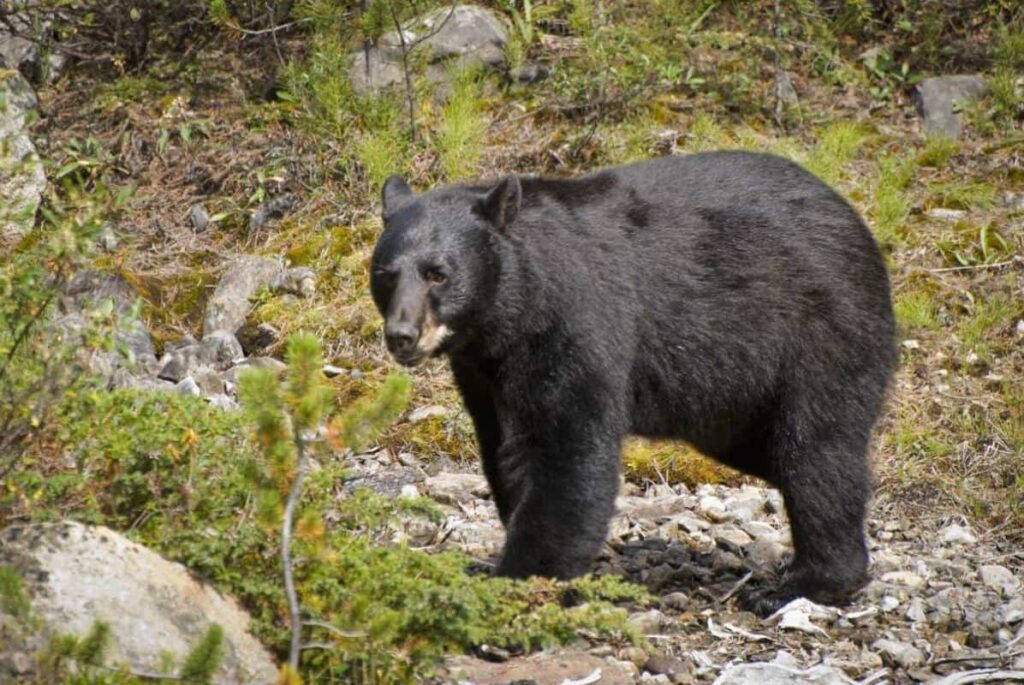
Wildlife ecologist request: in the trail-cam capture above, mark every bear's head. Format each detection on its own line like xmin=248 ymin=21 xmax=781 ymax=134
xmin=370 ymin=173 xmax=521 ymax=366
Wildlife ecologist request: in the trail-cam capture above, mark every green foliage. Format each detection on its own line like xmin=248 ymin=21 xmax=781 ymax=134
xmin=337 ymin=373 xmax=412 ymax=452
xmin=0 ymin=565 xmax=31 ymax=621
xmin=437 ymin=68 xmax=487 ymax=181
xmin=918 ymin=137 xmax=960 ymax=168
xmin=179 ymin=625 xmax=225 ymax=684
xmin=805 ymin=121 xmax=868 ymax=185
xmin=872 ymin=154 xmax=916 ymax=245
xmin=75 ymin=620 xmax=112 ymax=668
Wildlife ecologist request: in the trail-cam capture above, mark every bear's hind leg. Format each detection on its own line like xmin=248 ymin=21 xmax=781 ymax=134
xmin=744 ymin=428 xmax=872 ymax=615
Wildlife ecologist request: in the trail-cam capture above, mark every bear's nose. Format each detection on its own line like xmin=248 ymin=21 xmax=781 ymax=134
xmin=385 ymin=321 xmax=419 ymax=355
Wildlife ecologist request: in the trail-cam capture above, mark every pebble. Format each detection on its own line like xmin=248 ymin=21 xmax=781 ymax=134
xmin=906 ymin=597 xmax=927 ymax=623
xmin=940 ymin=523 xmax=977 ymax=545
xmin=871 ymin=639 xmax=925 ymax=669
xmin=619 ymin=646 xmax=649 ymax=667
xmin=628 ymin=610 xmax=668 ymax=635
xmin=698 ymin=495 xmax=730 ymax=523
xmin=880 ymin=595 xmax=901 ymax=612
xmin=174 ymin=377 xmax=201 ymax=397
xmin=979 ymin=565 xmax=1020 ymax=597
xmin=881 ymin=570 xmax=927 ymax=590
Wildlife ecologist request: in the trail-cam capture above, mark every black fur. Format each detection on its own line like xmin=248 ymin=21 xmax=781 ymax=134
xmin=370 ymin=152 xmax=897 ymax=613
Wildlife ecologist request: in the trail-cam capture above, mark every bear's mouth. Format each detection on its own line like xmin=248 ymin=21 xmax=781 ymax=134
xmin=392 ymin=350 xmax=426 ymax=367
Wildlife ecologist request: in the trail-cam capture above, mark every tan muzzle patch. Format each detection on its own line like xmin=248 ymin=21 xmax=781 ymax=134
xmin=417 ymin=312 xmax=452 ymax=355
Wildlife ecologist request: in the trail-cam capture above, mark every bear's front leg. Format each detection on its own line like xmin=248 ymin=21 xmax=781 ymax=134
xmin=494 ymin=405 xmax=624 ymax=580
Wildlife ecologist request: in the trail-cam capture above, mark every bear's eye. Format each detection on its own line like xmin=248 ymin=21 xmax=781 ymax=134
xmin=423 ymin=267 xmax=447 ymax=286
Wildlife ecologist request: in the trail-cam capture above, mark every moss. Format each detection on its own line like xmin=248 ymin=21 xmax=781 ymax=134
xmin=622 ymin=438 xmax=744 ymax=487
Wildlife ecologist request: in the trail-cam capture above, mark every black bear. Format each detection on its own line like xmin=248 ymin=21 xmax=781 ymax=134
xmin=370 ymin=152 xmax=896 ymax=613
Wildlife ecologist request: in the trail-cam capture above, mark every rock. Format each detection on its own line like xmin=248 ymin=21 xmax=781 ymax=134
xmin=714 ymin=524 xmax=753 ymax=551
xmin=913 ymin=75 xmax=988 ymax=140
xmin=926 ymin=207 xmax=967 ymax=221
xmin=998 ymin=597 xmax=1024 ymax=625
xmin=0 ymin=11 xmax=65 ymax=84
xmin=979 ymin=565 xmax=1020 ymax=597
xmin=97 ymin=224 xmax=119 ymax=252
xmin=510 ymin=61 xmax=549 ymax=84
xmin=203 ymin=256 xmax=284 ymax=336
xmin=423 ymin=472 xmax=490 ymax=504
xmin=0 ymin=73 xmax=45 ymax=240
xmin=206 ymin=393 xmax=239 ymax=411
xmin=175 ymin=376 xmax=202 ymax=397
xmin=446 ymin=650 xmax=633 ymax=685
xmin=248 ymin=194 xmax=295 ymax=233
xmin=906 ymin=596 xmax=928 ymax=623
xmin=698 ymin=495 xmax=731 ymax=523
xmin=408 ymin=405 xmax=450 ymax=423
xmin=881 ymin=570 xmax=927 ymax=590
xmin=272 ymin=266 xmax=316 ymax=299
xmin=322 ymin=364 xmax=347 ymax=378
xmin=746 ymin=537 xmax=787 ymax=569
xmin=644 ymin=652 xmax=693 ymax=681
xmin=880 ymin=595 xmax=900 ymax=612
xmin=348 ymin=5 xmax=508 ymax=94
xmin=713 ymin=663 xmax=856 ymax=685
xmin=871 ymin=638 xmax=926 ymax=670
xmin=200 ymin=331 xmax=244 ymax=368
xmin=775 ymin=70 xmax=798 ymax=104
xmin=940 ymin=523 xmax=977 ymax=545
xmin=663 ymin=591 xmax=689 ymax=611
xmin=0 ymin=522 xmax=277 ymax=683
xmin=619 ymin=646 xmax=649 ymax=667
xmin=192 ymin=366 xmax=226 ymax=396
xmin=60 ymin=272 xmax=158 ymax=377
xmin=189 ymin=203 xmax=210 ymax=232
xmin=237 ymin=321 xmax=280 ymax=354
xmin=628 ymin=609 xmax=668 ymax=635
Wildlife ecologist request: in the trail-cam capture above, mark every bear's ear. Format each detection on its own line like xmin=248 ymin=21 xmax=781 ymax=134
xmin=381 ymin=175 xmax=413 ymax=215
xmin=477 ymin=174 xmax=522 ymax=231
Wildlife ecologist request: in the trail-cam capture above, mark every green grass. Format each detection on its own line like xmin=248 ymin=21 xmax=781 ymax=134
xmin=805 ymin=121 xmax=869 ymax=185
xmin=917 ymin=137 xmax=959 ymax=168
xmin=957 ymin=292 xmax=1018 ymax=354
xmin=436 ymin=68 xmax=487 ymax=181
xmin=871 ymin=154 xmax=916 ymax=246
xmin=895 ymin=289 xmax=941 ymax=332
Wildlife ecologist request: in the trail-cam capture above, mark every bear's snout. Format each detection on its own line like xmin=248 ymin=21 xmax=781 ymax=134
xmin=385 ymin=320 xmax=420 ymax=363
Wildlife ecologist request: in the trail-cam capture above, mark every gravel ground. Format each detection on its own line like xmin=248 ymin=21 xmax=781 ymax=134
xmin=346 ymin=448 xmax=1024 ymax=685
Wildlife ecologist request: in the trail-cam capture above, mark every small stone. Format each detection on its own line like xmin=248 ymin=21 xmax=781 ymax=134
xmin=476 ymin=644 xmax=510 ymax=663
xmin=158 ymin=354 xmax=189 ymax=383
xmin=236 ymin=321 xmax=280 ymax=354
xmin=940 ymin=523 xmax=977 ymax=545
xmin=189 ymin=203 xmax=210 ymax=232
xmin=998 ymin=597 xmax=1024 ymax=625
xmin=902 ymin=339 xmax=921 ymax=349
xmin=200 ymin=331 xmax=244 ymax=368
xmin=714 ymin=525 xmax=753 ymax=550
xmin=98 ymin=225 xmax=119 ymax=252
xmin=906 ymin=597 xmax=927 ymax=623
xmin=628 ymin=609 xmax=668 ymax=635
xmin=174 ymin=377 xmax=202 ymax=397
xmin=408 ymin=405 xmax=450 ymax=423
xmin=206 ymin=394 xmax=239 ymax=411
xmin=741 ymin=520 xmax=776 ymax=540
xmin=926 ymin=207 xmax=967 ymax=221
xmin=663 ymin=592 xmax=689 ymax=611
xmin=423 ymin=473 xmax=490 ymax=504
xmin=399 ymin=484 xmax=420 ymax=499
xmin=643 ymin=652 xmax=692 ymax=680
xmin=746 ymin=538 xmax=786 ymax=569
xmin=192 ymin=366 xmax=226 ymax=396
xmin=322 ymin=364 xmax=347 ymax=378
xmin=880 ymin=596 xmax=900 ymax=612
xmin=698 ymin=495 xmax=730 ymax=522
xmin=979 ymin=565 xmax=1020 ymax=597
xmin=272 ymin=266 xmax=317 ymax=298
xmin=872 ymin=639 xmax=925 ymax=670
xmin=619 ymin=646 xmax=649 ymax=667
xmin=881 ymin=571 xmax=926 ymax=590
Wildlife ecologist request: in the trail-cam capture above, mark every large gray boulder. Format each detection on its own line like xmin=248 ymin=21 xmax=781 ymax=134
xmin=0 ymin=73 xmax=45 ymax=240
xmin=202 ymin=255 xmax=284 ymax=336
xmin=0 ymin=522 xmax=277 ymax=684
xmin=348 ymin=4 xmax=508 ymax=94
xmin=56 ymin=272 xmax=159 ymax=379
xmin=913 ymin=75 xmax=989 ymax=140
